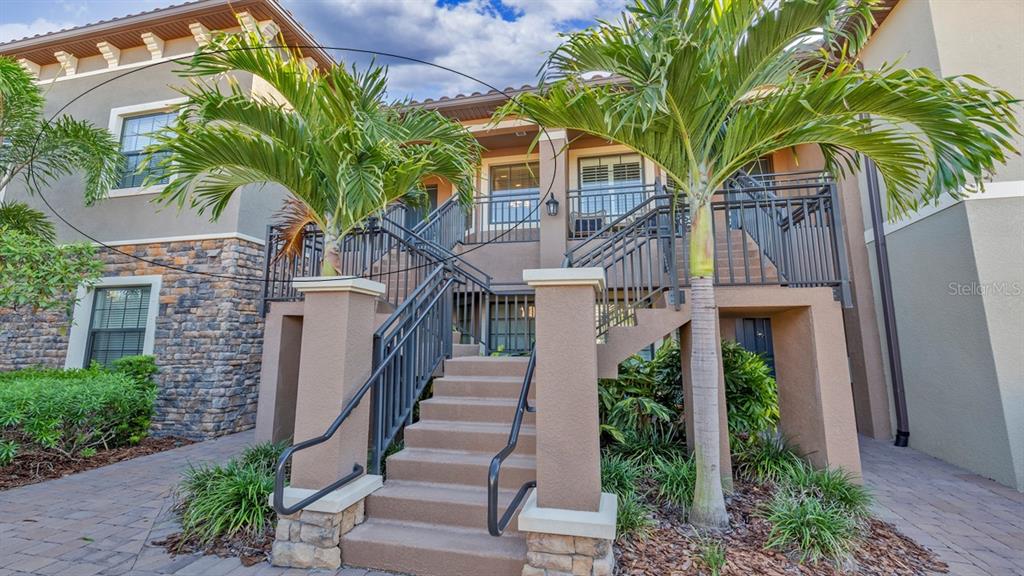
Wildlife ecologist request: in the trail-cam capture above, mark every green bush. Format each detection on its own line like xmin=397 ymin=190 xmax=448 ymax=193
xmin=599 ymin=339 xmax=683 ymax=448
xmin=600 ymin=452 xmax=642 ymax=498
xmin=609 ymin=426 xmax=684 ymax=467
xmin=652 ymin=454 xmax=696 ymax=507
xmin=0 ymin=359 xmax=157 ymax=460
xmin=785 ymin=462 xmax=872 ymax=519
xmin=733 ymin=434 xmax=803 ymax=484
xmin=762 ymin=489 xmax=858 ymax=564
xmin=110 ymin=355 xmax=159 ymax=387
xmin=615 ymin=491 xmax=654 ymax=538
xmin=177 ymin=442 xmax=284 ymax=544
xmin=721 ymin=339 xmax=779 ymax=442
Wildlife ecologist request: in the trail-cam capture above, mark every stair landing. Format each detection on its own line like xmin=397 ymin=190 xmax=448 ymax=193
xmin=341 ymin=355 xmax=533 ymax=576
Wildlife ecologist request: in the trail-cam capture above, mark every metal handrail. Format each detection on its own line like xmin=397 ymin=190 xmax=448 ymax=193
xmin=487 ymin=348 xmax=538 ymax=536
xmin=273 ymin=270 xmax=458 ymax=515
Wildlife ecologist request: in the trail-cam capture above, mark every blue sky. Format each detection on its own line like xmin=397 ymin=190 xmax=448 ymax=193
xmin=0 ymin=0 xmax=626 ymax=99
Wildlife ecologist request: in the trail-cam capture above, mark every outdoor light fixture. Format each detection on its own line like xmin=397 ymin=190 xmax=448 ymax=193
xmin=545 ymin=195 xmax=560 ymax=216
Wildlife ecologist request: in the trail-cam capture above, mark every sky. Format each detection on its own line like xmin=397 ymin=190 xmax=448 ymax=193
xmin=0 ymin=0 xmax=627 ymax=100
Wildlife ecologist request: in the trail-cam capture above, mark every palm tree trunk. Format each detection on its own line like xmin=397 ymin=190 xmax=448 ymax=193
xmin=687 ymin=199 xmax=730 ymax=529
xmin=323 ymin=233 xmax=341 ymax=276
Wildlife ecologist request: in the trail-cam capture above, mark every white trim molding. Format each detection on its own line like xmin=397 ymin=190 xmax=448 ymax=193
xmin=293 ymin=276 xmax=387 ymax=297
xmin=865 ymin=179 xmax=1024 ymax=243
xmin=65 ymin=274 xmax=163 ymax=369
xmin=524 ymin=267 xmax=606 ymax=291
xmin=96 ymin=232 xmax=266 ymax=247
xmin=517 ymin=489 xmax=618 ymax=540
xmin=274 ymin=475 xmax=383 ymax=514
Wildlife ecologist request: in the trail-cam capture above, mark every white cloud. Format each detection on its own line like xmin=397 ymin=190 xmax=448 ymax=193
xmin=285 ymin=0 xmax=625 ymax=100
xmin=0 ymin=17 xmax=77 ymax=43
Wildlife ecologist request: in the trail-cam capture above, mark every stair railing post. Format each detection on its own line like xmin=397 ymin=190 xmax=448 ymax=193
xmin=518 ymin=267 xmax=618 ymax=575
xmin=270 ymin=276 xmax=386 ymax=570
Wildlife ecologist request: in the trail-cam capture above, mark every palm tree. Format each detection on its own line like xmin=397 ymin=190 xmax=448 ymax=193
xmin=149 ymin=30 xmax=481 ymax=273
xmin=501 ymin=0 xmax=1018 ymax=527
xmin=0 ymin=201 xmax=56 ymax=242
xmin=0 ymin=57 xmax=123 ymax=206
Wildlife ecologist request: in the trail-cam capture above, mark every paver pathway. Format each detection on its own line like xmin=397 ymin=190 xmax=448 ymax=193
xmin=861 ymin=436 xmax=1024 ymax=576
xmin=2 ymin=431 xmax=1022 ymax=575
xmin=0 ymin=431 xmax=398 ymax=576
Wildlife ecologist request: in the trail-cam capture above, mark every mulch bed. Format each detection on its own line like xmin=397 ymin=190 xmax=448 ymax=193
xmin=615 ymin=482 xmax=949 ymax=575
xmin=0 ymin=436 xmax=194 ymax=490
xmin=153 ymin=527 xmax=273 ymax=567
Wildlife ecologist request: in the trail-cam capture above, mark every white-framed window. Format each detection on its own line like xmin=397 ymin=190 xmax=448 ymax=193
xmin=576 ymin=153 xmax=645 ymax=219
xmin=66 ymin=275 xmax=162 ymax=368
xmin=488 ymin=161 xmax=540 ymax=225
xmin=107 ymin=98 xmax=186 ymax=196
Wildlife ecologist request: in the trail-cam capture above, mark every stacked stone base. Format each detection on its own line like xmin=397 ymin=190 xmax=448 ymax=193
xmin=271 ymin=501 xmax=364 ymax=569
xmin=523 ymin=533 xmax=615 ymax=576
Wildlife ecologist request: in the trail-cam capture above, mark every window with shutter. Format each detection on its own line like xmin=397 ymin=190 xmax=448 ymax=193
xmin=85 ymin=286 xmax=152 ymax=367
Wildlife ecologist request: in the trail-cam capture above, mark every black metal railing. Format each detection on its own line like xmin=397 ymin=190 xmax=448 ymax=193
xmin=273 ymin=265 xmax=458 ymax=515
xmin=567 ymin=183 xmax=656 ymax=239
xmin=487 ymin=348 xmax=537 ymax=536
xmin=416 ymin=197 xmax=470 ymax=251
xmin=464 ymin=192 xmax=540 ymax=244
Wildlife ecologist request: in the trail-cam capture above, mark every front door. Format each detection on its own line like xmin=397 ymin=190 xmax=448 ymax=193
xmin=736 ymin=317 xmax=775 ymax=377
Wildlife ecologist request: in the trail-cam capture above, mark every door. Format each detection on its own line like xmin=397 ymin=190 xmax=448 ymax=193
xmin=736 ymin=317 xmax=775 ymax=377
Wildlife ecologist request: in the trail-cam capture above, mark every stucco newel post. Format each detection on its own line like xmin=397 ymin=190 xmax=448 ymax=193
xmin=538 ymin=128 xmax=569 ymax=267
xmin=519 ymin=268 xmax=618 ymax=576
xmin=270 ymin=276 xmax=385 ymax=570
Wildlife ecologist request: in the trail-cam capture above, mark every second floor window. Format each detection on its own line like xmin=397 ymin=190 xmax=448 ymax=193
xmin=577 ymin=153 xmax=644 ymax=217
xmin=489 ymin=162 xmax=540 ymax=225
xmin=117 ymin=110 xmax=177 ymax=189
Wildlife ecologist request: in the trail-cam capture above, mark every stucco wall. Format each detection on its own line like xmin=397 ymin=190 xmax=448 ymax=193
xmin=3 ymin=57 xmax=286 ymax=245
xmin=856 ymin=0 xmax=1024 ymax=490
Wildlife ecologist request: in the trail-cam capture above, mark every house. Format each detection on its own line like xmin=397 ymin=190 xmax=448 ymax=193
xmin=0 ymin=0 xmax=332 ymax=438
xmin=0 ymin=0 xmax=1019 ymax=573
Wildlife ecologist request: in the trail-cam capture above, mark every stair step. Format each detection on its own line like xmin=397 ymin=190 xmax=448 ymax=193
xmin=405 ymin=419 xmax=535 ymax=453
xmin=432 ymin=375 xmax=530 ymax=399
xmin=452 ymin=343 xmax=483 ymax=358
xmin=386 ymin=447 xmax=535 ymax=488
xmin=343 ymin=519 xmax=526 ymax=576
xmin=366 ymin=480 xmax=525 ymax=532
xmin=444 ymin=356 xmax=531 ymax=378
xmin=418 ymin=396 xmax=534 ymax=424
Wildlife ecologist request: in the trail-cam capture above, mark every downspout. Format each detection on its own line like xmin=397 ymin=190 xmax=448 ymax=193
xmin=865 ymin=158 xmax=910 ymax=447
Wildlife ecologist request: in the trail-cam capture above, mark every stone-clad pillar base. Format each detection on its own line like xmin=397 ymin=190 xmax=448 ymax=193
xmin=518 ymin=489 xmax=617 ymax=576
xmin=270 ymin=475 xmax=382 ymax=569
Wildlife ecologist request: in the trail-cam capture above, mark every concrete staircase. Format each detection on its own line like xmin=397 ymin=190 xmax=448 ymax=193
xmin=341 ymin=353 xmax=533 ymax=576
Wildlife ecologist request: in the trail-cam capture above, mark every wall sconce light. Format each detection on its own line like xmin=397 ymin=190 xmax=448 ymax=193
xmin=545 ymin=195 xmax=560 ymax=217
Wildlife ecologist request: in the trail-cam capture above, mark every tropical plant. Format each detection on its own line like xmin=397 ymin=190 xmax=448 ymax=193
xmin=762 ymin=489 xmax=858 ymax=564
xmin=0 ymin=228 xmax=103 ymax=312
xmin=652 ymin=453 xmax=697 ymax=507
xmin=600 ymin=452 xmax=643 ymax=498
xmin=733 ymin=434 xmax=804 ymax=484
xmin=721 ymin=339 xmax=779 ymax=442
xmin=0 ymin=57 xmax=124 ymax=204
xmin=0 ymin=201 xmax=55 ymax=241
xmin=615 ymin=491 xmax=655 ymax=538
xmin=175 ymin=442 xmax=285 ymax=545
xmin=147 ymin=29 xmax=481 ymax=274
xmin=599 ymin=339 xmax=683 ymax=445
xmin=785 ymin=462 xmax=872 ymax=519
xmin=697 ymin=537 xmax=727 ymax=576
xmin=501 ymin=0 xmax=1019 ymax=527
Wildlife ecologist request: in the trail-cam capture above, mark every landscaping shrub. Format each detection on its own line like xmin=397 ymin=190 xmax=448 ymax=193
xmin=608 ymin=426 xmax=685 ymax=466
xmin=652 ymin=454 xmax=696 ymax=507
xmin=0 ymin=358 xmax=157 ymax=462
xmin=176 ymin=442 xmax=285 ymax=545
xmin=110 ymin=355 xmax=159 ymax=388
xmin=785 ymin=462 xmax=872 ymax=519
xmin=733 ymin=434 xmax=803 ymax=484
xmin=598 ymin=339 xmax=683 ymax=447
xmin=615 ymin=491 xmax=654 ymax=538
xmin=762 ymin=489 xmax=858 ymax=564
xmin=600 ymin=452 xmax=642 ymax=498
xmin=721 ymin=339 xmax=779 ymax=442
xmin=697 ymin=537 xmax=727 ymax=576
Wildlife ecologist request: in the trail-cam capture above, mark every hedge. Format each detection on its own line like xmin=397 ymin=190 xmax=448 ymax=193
xmin=0 ymin=356 xmax=157 ymax=464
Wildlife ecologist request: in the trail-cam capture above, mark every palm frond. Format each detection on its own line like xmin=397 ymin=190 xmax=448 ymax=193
xmin=0 ymin=201 xmax=55 ymax=242
xmin=272 ymin=197 xmax=323 ymax=262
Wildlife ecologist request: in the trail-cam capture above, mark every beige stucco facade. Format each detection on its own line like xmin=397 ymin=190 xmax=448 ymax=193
xmin=856 ymin=0 xmax=1024 ymax=490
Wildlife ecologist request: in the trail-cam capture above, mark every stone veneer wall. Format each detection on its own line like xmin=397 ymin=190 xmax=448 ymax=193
xmin=0 ymin=237 xmax=266 ymax=439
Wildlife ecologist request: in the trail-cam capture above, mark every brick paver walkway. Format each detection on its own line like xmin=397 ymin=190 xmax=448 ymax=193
xmin=2 ymin=431 xmax=1022 ymax=575
xmin=0 ymin=431 xmax=398 ymax=576
xmin=861 ymin=436 xmax=1024 ymax=575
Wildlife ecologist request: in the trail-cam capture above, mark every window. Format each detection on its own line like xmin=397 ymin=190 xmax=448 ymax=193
xmin=66 ymin=275 xmax=161 ymax=369
xmin=84 ymin=286 xmax=152 ymax=367
xmin=577 ymin=154 xmax=644 ymax=217
xmin=489 ymin=162 xmax=540 ymax=225
xmin=488 ymin=295 xmax=535 ymax=355
xmin=117 ymin=111 xmax=177 ymax=189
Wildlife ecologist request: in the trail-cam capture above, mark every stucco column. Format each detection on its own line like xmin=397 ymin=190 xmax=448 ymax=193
xmin=772 ymin=302 xmax=862 ymax=477
xmin=256 ymin=301 xmax=305 ymax=444
xmin=289 ymin=277 xmax=385 ymax=489
xmin=525 ymin=267 xmax=604 ymax=511
xmin=538 ymin=129 xmax=569 ymax=268
xmin=836 ymin=172 xmax=893 ymax=440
